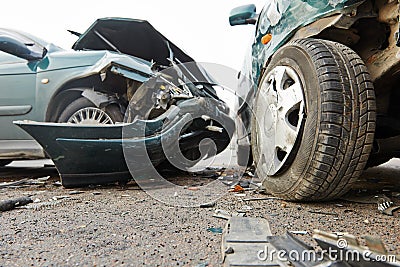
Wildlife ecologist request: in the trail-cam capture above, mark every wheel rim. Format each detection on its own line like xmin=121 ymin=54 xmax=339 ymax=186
xmin=67 ymin=107 xmax=114 ymax=125
xmin=255 ymin=66 xmax=305 ymax=175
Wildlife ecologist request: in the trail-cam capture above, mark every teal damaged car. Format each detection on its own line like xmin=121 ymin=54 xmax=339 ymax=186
xmin=0 ymin=18 xmax=206 ymax=166
xmin=231 ymin=0 xmax=400 ymax=200
xmin=2 ymin=18 xmax=233 ymax=186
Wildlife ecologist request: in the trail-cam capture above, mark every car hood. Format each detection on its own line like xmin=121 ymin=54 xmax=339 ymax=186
xmin=72 ymin=18 xmax=194 ymax=67
xmin=40 ymin=49 xmax=152 ymax=75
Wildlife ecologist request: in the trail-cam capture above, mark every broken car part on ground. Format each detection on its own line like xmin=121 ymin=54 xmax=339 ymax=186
xmin=222 ymin=216 xmax=400 ymax=267
xmin=230 ymin=0 xmax=400 ymax=201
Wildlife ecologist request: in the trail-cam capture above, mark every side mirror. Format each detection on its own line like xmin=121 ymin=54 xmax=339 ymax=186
xmin=0 ymin=36 xmax=43 ymax=61
xmin=229 ymin=4 xmax=257 ymax=26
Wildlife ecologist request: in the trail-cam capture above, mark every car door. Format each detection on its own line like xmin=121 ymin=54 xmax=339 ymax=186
xmin=0 ymin=30 xmax=42 ymax=139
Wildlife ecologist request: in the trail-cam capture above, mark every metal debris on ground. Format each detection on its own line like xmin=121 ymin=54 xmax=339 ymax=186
xmin=222 ymin=216 xmax=279 ymax=266
xmin=222 ymin=216 xmax=400 ymax=267
xmin=377 ymin=195 xmax=393 ymax=212
xmin=381 ymin=205 xmax=400 ymax=216
xmin=23 ymin=198 xmax=70 ymax=211
xmin=270 ymin=231 xmax=400 ymax=266
xmin=68 ymin=190 xmax=85 ymax=195
xmin=53 ymin=181 xmax=62 ymax=186
xmin=213 ymin=209 xmax=232 ymax=220
xmin=313 ymin=230 xmax=400 ymax=266
xmin=242 ymin=196 xmax=279 ymax=201
xmin=0 ymin=178 xmax=30 ymax=188
xmin=289 ymin=230 xmax=308 ymax=235
xmin=199 ymin=202 xmax=216 ymax=208
xmin=0 ymin=196 xmax=33 ymax=212
xmin=0 ymin=177 xmax=53 ymax=189
xmin=218 ymin=175 xmax=239 ymax=186
xmin=376 ymin=195 xmax=400 ymax=216
xmin=213 ymin=209 xmax=246 ymax=220
xmin=342 ymin=193 xmax=400 ymax=216
xmin=52 ymin=195 xmax=71 ymax=201
xmin=37 ymin=176 xmax=50 ymax=182
xmin=308 ymin=210 xmax=338 ymax=216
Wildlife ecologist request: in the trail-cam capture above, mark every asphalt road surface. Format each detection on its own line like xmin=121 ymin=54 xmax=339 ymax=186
xmin=0 ymin=158 xmax=399 ymax=266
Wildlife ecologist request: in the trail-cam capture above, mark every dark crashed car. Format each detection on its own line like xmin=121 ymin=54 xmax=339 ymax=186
xmin=230 ymin=0 xmax=400 ymax=201
xmin=0 ymin=18 xmax=233 ymax=186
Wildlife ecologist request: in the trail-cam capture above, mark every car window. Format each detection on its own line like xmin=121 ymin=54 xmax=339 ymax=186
xmin=0 ymin=29 xmax=43 ymax=60
xmin=0 ymin=50 xmax=27 ymax=64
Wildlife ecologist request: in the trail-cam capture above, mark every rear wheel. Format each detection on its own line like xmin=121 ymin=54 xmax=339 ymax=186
xmin=0 ymin=160 xmax=11 ymax=167
xmin=57 ymin=97 xmax=123 ymax=124
xmin=252 ymin=39 xmax=376 ymax=201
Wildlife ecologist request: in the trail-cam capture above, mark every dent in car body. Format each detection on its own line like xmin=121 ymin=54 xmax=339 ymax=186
xmin=248 ymin=0 xmax=364 ymax=88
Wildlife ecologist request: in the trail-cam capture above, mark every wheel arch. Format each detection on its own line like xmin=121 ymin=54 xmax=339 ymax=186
xmin=45 ymin=74 xmax=103 ymax=122
xmin=45 ymin=68 xmax=144 ymax=122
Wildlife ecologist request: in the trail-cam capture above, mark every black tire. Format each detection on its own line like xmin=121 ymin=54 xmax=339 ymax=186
xmin=237 ymin=144 xmax=253 ymax=167
xmin=0 ymin=160 xmax=12 ymax=167
xmin=252 ymin=38 xmax=376 ymax=201
xmin=57 ymin=97 xmax=123 ymax=124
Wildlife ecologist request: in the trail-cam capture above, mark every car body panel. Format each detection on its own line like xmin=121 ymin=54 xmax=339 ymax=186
xmin=15 ymin=96 xmax=234 ymax=187
xmin=236 ymin=0 xmax=365 ymax=141
xmin=241 ymin=0 xmax=364 ymax=90
xmin=73 ymin=18 xmax=195 ymax=66
xmin=0 ymin=50 xmax=152 ymax=140
xmin=0 ymin=18 xmax=188 ymax=159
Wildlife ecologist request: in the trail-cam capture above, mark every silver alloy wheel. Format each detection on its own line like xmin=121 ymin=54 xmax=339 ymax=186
xmin=67 ymin=107 xmax=114 ymax=124
xmin=254 ymin=66 xmax=305 ymax=175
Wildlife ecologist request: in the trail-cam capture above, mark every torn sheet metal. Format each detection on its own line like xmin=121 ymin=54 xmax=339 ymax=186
xmin=267 ymin=232 xmax=326 ymax=267
xmin=222 ymin=217 xmax=399 ymax=267
xmin=222 ymin=216 xmax=283 ymax=266
xmin=313 ymin=230 xmax=400 ymax=267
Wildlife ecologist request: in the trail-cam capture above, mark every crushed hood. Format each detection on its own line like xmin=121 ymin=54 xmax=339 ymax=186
xmin=72 ymin=18 xmax=194 ymax=67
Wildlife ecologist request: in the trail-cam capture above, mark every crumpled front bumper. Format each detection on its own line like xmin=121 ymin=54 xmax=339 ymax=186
xmin=14 ymin=97 xmax=234 ymax=187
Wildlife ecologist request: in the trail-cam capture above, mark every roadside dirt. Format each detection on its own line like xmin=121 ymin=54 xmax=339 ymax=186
xmin=0 ymin=160 xmax=399 ymax=266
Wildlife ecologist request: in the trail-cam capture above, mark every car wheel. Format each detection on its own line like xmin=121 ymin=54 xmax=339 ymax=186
xmin=0 ymin=160 xmax=12 ymax=167
xmin=252 ymin=39 xmax=376 ymax=201
xmin=57 ymin=97 xmax=123 ymax=124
